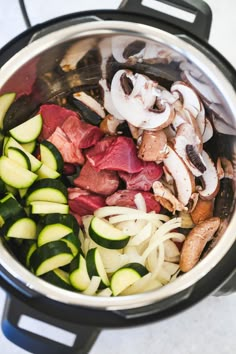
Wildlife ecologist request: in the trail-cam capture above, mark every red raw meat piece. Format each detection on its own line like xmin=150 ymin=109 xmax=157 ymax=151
xmin=47 ymin=127 xmax=84 ymax=165
xmin=61 ymin=115 xmax=104 ymax=149
xmin=106 ymin=190 xmax=161 ymax=213
xmin=68 ymin=187 xmax=106 ymax=216
xmin=74 ymin=160 xmax=119 ymax=196
xmin=119 ymin=162 xmax=163 ymax=191
xmin=39 ymin=104 xmax=79 ymax=140
xmin=86 ymin=136 xmax=144 ymax=173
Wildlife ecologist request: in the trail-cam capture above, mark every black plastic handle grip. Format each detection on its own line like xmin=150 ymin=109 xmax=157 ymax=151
xmin=119 ymin=0 xmax=212 ymax=40
xmin=1 ymin=295 xmax=100 ymax=354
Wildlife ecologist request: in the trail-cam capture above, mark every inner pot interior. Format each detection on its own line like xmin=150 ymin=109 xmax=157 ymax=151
xmin=0 ymin=21 xmax=235 ymax=310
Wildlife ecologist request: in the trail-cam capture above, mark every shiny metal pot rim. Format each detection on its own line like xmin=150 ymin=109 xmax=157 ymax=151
xmin=0 ymin=20 xmax=235 ymax=310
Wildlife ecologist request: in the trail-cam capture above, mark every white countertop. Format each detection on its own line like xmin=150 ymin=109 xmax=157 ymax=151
xmin=0 ymin=1 xmax=235 ymax=353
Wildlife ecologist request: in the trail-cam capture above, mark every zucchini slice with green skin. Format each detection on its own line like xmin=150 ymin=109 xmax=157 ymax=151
xmin=40 ymin=213 xmax=80 ymax=236
xmin=30 ymin=240 xmax=73 ymax=276
xmin=30 ymin=201 xmax=69 ymax=215
xmin=69 ymin=253 xmax=90 ymax=291
xmin=25 ymin=242 xmax=37 ymax=268
xmin=86 ymin=248 xmax=109 ymax=288
xmin=26 ymin=178 xmax=68 ymax=205
xmin=4 ymin=137 xmax=41 ymax=172
xmin=8 ymin=147 xmax=31 ymax=170
xmin=0 ymin=156 xmax=38 ymax=189
xmin=0 ymin=193 xmax=25 ymax=226
xmin=9 ymin=114 xmax=43 ymax=143
xmin=89 ymin=216 xmax=130 ymax=249
xmin=4 ymin=217 xmax=37 ymax=239
xmin=37 ymin=223 xmax=73 ymax=246
xmin=61 ymin=232 xmax=80 ymax=256
xmin=0 ymin=92 xmax=16 ymax=130
xmin=36 ymin=163 xmax=60 ymax=180
xmin=110 ymin=263 xmax=149 ymax=296
xmin=40 ymin=141 xmax=64 ymax=172
xmin=21 ymin=140 xmax=36 ymax=154
xmin=42 ymin=268 xmax=73 ymax=291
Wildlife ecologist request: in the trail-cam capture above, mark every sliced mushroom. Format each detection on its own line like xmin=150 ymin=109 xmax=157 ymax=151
xmin=112 ymin=36 xmax=146 ymax=64
xmin=138 ymin=129 xmax=168 ymax=162
xmin=202 ymin=118 xmax=213 ymax=143
xmin=60 ymin=38 xmax=96 ymax=72
xmin=196 ymin=102 xmax=206 ymax=135
xmin=180 ymin=217 xmax=220 ymax=272
xmin=174 ymin=123 xmax=205 ymax=177
xmin=153 ymin=181 xmax=187 ymax=213
xmin=99 ymin=78 xmax=125 ymax=121
xmin=163 ymin=144 xmax=195 ymax=206
xmin=171 ymin=81 xmax=201 ymax=118
xmin=190 ymin=198 xmax=214 ymax=224
xmin=98 ymin=38 xmax=113 ymax=78
xmin=73 ymin=91 xmax=105 ymax=119
xmin=197 ymin=150 xmax=220 ymax=200
xmin=110 ymin=69 xmax=174 ymax=130
xmin=99 ymin=114 xmax=121 ymax=135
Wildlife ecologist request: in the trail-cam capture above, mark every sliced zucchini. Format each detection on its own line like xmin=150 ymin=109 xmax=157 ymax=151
xmin=38 ymin=223 xmax=73 ymax=246
xmin=4 ymin=137 xmax=41 ymax=172
xmin=30 ymin=240 xmax=73 ymax=276
xmin=42 ymin=268 xmax=73 ymax=291
xmin=25 ymin=242 xmax=37 ymax=268
xmin=40 ymin=141 xmax=64 ymax=172
xmin=19 ymin=188 xmax=28 ymax=198
xmin=61 ymin=232 xmax=80 ymax=256
xmin=69 ymin=253 xmax=90 ymax=291
xmin=110 ymin=263 xmax=148 ymax=296
xmin=89 ymin=216 xmax=130 ymax=249
xmin=21 ymin=140 xmax=36 ymax=154
xmin=26 ymin=179 xmax=68 ymax=205
xmin=0 ymin=193 xmax=25 ymax=226
xmin=86 ymin=248 xmax=109 ymax=287
xmin=4 ymin=217 xmax=36 ymax=239
xmin=0 ymin=178 xmax=7 ymax=195
xmin=0 ymin=156 xmax=37 ymax=189
xmin=8 ymin=147 xmax=31 ymax=170
xmin=40 ymin=213 xmax=80 ymax=236
xmin=30 ymin=201 xmax=69 ymax=215
xmin=9 ymin=114 xmax=43 ymax=143
xmin=0 ymin=92 xmax=16 ymax=130
xmin=36 ymin=163 xmax=60 ymax=180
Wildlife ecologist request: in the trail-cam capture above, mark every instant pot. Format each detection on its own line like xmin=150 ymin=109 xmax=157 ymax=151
xmin=0 ymin=1 xmax=235 ymax=353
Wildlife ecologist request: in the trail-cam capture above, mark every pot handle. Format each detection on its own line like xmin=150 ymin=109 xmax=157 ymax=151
xmin=119 ymin=0 xmax=212 ymax=40
xmin=1 ymin=295 xmax=100 ymax=354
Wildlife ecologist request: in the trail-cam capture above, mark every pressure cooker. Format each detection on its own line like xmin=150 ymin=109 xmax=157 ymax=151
xmin=0 ymin=1 xmax=235 ymax=353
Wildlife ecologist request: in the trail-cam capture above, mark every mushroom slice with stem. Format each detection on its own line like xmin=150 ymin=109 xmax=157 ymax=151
xmin=163 ymin=144 xmax=195 ymax=206
xmin=171 ymin=81 xmax=202 ymax=118
xmin=180 ymin=217 xmax=220 ymax=272
xmin=153 ymin=181 xmax=187 ymax=213
xmin=174 ymin=123 xmax=205 ymax=177
xmin=197 ymin=150 xmax=220 ymax=200
xmin=110 ymin=69 xmax=174 ymax=130
xmin=99 ymin=114 xmax=121 ymax=135
xmin=112 ymin=36 xmax=146 ymax=64
xmin=138 ymin=129 xmax=168 ymax=162
xmin=99 ymin=78 xmax=125 ymax=121
xmin=202 ymin=118 xmax=213 ymax=143
xmin=60 ymin=38 xmax=96 ymax=72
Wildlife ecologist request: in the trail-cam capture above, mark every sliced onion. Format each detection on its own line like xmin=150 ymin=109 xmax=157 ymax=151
xmin=115 ymin=220 xmax=147 ymax=236
xmin=124 ymin=245 xmax=145 ymax=265
xmin=108 ymin=213 xmax=167 ymax=225
xmin=83 ymin=276 xmax=101 ymax=295
xmin=164 ymin=239 xmax=180 ymax=260
xmin=128 ymin=222 xmax=153 ymax=246
xmin=144 ymin=278 xmax=163 ymax=292
xmin=121 ymin=273 xmax=152 ymax=295
xmin=97 ymin=288 xmax=113 ymax=297
xmin=134 ymin=192 xmax=147 ymax=212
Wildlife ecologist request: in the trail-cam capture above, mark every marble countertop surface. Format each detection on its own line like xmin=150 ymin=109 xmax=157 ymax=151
xmin=0 ymin=1 xmax=235 ymax=353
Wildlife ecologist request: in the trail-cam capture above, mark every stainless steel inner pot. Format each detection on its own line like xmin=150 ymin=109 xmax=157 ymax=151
xmin=0 ymin=20 xmax=235 ymax=311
